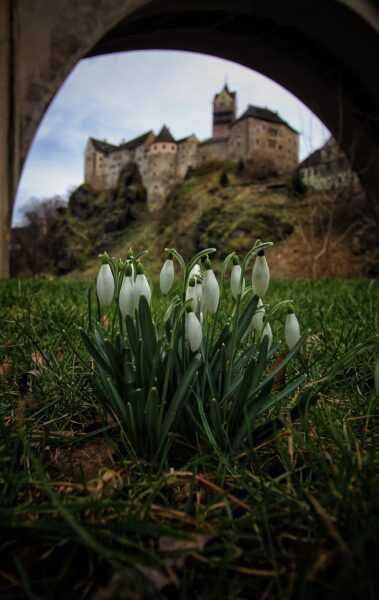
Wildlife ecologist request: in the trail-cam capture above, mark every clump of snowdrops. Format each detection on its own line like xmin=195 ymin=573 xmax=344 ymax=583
xmin=77 ymin=240 xmax=314 ymax=463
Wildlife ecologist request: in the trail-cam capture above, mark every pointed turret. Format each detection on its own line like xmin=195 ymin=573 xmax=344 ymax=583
xmin=155 ymin=125 xmax=176 ymax=144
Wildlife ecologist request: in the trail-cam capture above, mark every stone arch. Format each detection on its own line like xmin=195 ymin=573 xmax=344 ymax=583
xmin=1 ymin=0 xmax=378 ymax=275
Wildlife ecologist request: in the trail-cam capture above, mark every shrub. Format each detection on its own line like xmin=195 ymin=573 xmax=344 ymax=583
xmin=219 ymin=170 xmax=230 ymax=187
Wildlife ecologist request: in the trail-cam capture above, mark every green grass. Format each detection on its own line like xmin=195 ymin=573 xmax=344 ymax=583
xmin=0 ymin=278 xmax=378 ymax=599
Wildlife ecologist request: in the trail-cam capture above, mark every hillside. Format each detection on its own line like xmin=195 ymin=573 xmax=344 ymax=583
xmin=11 ymin=161 xmax=378 ymax=279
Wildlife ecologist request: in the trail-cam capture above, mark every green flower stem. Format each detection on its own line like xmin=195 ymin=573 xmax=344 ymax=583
xmin=224 ymin=241 xmax=272 ymax=392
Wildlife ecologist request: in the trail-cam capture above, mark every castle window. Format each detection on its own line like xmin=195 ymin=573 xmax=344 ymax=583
xmin=171 ymin=145 xmax=175 ymax=150
xmin=163 ymin=145 xmax=166 ymax=149
xmin=268 ymin=127 xmax=278 ymax=137
xmin=268 ymin=140 xmax=276 ymax=149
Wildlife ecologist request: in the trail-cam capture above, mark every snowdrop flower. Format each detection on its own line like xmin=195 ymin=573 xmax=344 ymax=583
xmin=230 ymin=255 xmax=245 ymax=299
xmin=186 ymin=277 xmax=198 ymax=312
xmin=134 ymin=261 xmax=151 ymax=308
xmin=285 ymin=308 xmax=301 ymax=350
xmin=196 ymin=278 xmax=203 ymax=310
xmin=96 ymin=252 xmax=114 ymax=307
xmin=375 ymin=355 xmax=379 ymax=394
xmin=160 ymin=253 xmax=175 ymax=294
xmin=119 ymin=263 xmax=134 ymax=318
xmin=261 ymin=320 xmax=273 ymax=349
xmin=252 ymin=298 xmax=265 ymax=333
xmin=189 ymin=263 xmax=202 ymax=279
xmin=252 ymin=249 xmax=270 ymax=298
xmin=202 ymin=258 xmax=220 ymax=314
xmin=185 ymin=308 xmax=202 ymax=352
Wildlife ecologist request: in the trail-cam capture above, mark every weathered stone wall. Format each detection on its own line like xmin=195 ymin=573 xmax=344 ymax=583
xmin=84 ymin=142 xmax=133 ymax=189
xmin=146 ymin=142 xmax=178 ymax=211
xmin=228 ymin=117 xmax=298 ymax=172
xmin=198 ymin=139 xmax=229 ymax=164
xmin=176 ymin=136 xmax=198 ymax=178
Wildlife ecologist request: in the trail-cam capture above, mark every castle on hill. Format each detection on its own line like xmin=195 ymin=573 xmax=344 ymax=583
xmin=84 ymin=84 xmax=299 ymax=211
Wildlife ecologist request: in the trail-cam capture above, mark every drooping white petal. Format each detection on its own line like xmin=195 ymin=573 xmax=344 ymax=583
xmin=119 ymin=276 xmax=134 ymax=318
xmin=261 ymin=321 xmax=273 ymax=349
xmin=285 ymin=312 xmax=301 ymax=350
xmin=196 ymin=281 xmax=203 ymax=310
xmin=252 ymin=298 xmax=265 ymax=333
xmin=160 ymin=259 xmax=175 ymax=294
xmin=231 ymin=264 xmax=245 ymax=299
xmin=252 ymin=254 xmax=270 ymax=298
xmin=375 ymin=356 xmax=379 ymax=394
xmin=189 ymin=263 xmax=202 ymax=279
xmin=134 ymin=273 xmax=151 ymax=307
xmin=96 ymin=264 xmax=114 ymax=307
xmin=203 ymin=269 xmax=220 ymax=314
xmin=185 ymin=312 xmax=202 ymax=352
xmin=186 ymin=283 xmax=198 ymax=312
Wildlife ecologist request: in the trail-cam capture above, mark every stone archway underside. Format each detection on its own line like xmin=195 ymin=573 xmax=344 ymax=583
xmin=1 ymin=0 xmax=378 ymax=276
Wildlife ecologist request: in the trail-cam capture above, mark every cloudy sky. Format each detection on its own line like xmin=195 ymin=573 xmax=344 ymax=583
xmin=14 ymin=50 xmax=330 ymax=224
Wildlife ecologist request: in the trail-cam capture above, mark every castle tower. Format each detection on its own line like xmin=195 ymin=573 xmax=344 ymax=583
xmin=146 ymin=125 xmax=178 ymax=212
xmin=212 ymin=84 xmax=237 ymax=138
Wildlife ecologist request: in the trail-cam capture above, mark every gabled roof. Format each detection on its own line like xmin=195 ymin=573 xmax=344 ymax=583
xmin=299 ymin=148 xmax=322 ymax=169
xmin=177 ymin=134 xmax=198 ymax=144
xmin=155 ymin=125 xmax=176 ymax=143
xmin=89 ymin=137 xmax=118 ymax=154
xmin=299 ymin=137 xmax=337 ymax=169
xmin=232 ymin=105 xmax=298 ymax=133
xmin=119 ymin=130 xmax=153 ymax=150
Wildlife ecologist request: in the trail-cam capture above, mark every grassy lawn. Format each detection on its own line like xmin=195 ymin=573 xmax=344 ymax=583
xmin=0 ymin=277 xmax=378 ymax=599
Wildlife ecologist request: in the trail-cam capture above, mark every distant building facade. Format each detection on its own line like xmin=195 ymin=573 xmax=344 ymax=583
xmin=298 ymin=137 xmax=359 ymax=190
xmin=84 ymin=84 xmax=299 ymax=211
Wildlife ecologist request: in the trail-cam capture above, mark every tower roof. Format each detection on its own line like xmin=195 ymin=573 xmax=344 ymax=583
xmin=155 ymin=125 xmax=176 ymax=143
xmin=214 ymin=83 xmax=236 ymax=101
xmin=232 ymin=105 xmax=298 ymax=132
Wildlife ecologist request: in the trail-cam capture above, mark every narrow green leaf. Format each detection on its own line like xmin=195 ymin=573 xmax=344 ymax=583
xmin=158 ymin=353 xmax=201 ymax=450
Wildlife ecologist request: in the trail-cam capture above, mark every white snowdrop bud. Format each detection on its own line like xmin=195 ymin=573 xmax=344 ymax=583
xmin=202 ymin=258 xmax=220 ymax=314
xmin=189 ymin=263 xmax=202 ymax=279
xmin=252 ymin=298 xmax=265 ymax=333
xmin=375 ymin=355 xmax=379 ymax=394
xmin=261 ymin=320 xmax=273 ymax=349
xmin=252 ymin=250 xmax=270 ymax=298
xmin=134 ymin=261 xmax=151 ymax=308
xmin=160 ymin=255 xmax=175 ymax=294
xmin=230 ymin=255 xmax=245 ymax=299
xmin=285 ymin=309 xmax=301 ymax=350
xmin=186 ymin=277 xmax=198 ymax=312
xmin=119 ymin=264 xmax=134 ymax=318
xmin=96 ymin=253 xmax=114 ymax=307
xmin=185 ymin=309 xmax=202 ymax=352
